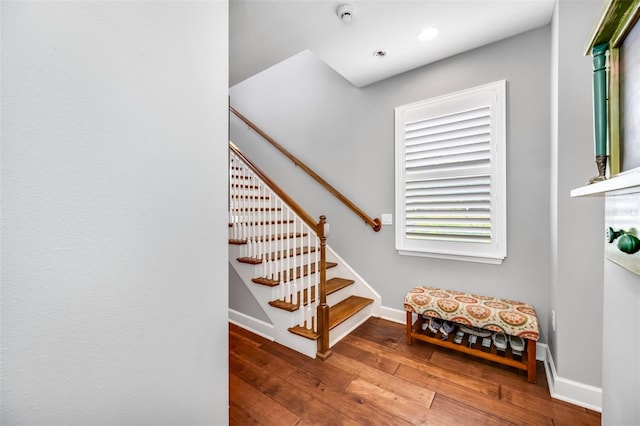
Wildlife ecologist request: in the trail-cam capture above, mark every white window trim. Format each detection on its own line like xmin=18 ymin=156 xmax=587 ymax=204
xmin=394 ymin=80 xmax=507 ymax=265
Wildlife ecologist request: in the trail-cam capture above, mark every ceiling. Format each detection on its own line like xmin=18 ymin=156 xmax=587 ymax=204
xmin=230 ymin=0 xmax=556 ymax=88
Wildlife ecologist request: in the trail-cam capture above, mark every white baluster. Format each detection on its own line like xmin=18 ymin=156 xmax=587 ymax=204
xmin=286 ymin=204 xmax=291 ymax=300
xmin=260 ymin=184 xmax=267 ymax=276
xmin=306 ymin=228 xmax=312 ymax=331
xmin=246 ymin=174 xmax=253 ymax=259
xmin=268 ymin=190 xmax=274 ymax=281
xmin=272 ymin=197 xmax=278 ymax=297
xmin=236 ymin=158 xmax=242 ymax=242
xmin=255 ymin=183 xmax=262 ymax=262
xmin=239 ymin=166 xmax=245 ymax=244
xmin=228 ymin=157 xmax=231 ymax=239
xmin=295 ymin=218 xmax=303 ymax=327
xmin=287 ymin=205 xmax=292 ymax=305
xmin=314 ymin=233 xmax=319 ymax=332
xmin=230 ymin=155 xmax=235 ymax=237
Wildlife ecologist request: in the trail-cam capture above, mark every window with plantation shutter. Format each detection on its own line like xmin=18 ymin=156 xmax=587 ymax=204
xmin=395 ymin=80 xmax=506 ymax=264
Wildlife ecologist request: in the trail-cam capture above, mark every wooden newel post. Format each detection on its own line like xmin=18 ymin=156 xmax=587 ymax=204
xmin=316 ymin=215 xmax=332 ymax=360
xmin=588 ymin=43 xmax=609 ymax=184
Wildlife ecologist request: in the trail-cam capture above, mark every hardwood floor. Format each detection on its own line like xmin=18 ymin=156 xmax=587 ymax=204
xmin=229 ymin=317 xmax=601 ymax=425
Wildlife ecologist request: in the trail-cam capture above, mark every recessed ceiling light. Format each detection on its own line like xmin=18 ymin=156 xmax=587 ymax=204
xmin=373 ymin=50 xmax=387 ymax=58
xmin=418 ymin=27 xmax=439 ymax=42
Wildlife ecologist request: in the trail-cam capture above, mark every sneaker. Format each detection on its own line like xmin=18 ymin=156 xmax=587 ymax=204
xmin=510 ymin=335 xmax=525 ymax=352
xmin=439 ymin=321 xmax=456 ymax=339
xmin=468 ymin=334 xmax=478 ymax=348
xmin=481 ymin=337 xmax=492 ymax=352
xmin=492 ymin=333 xmax=508 ymax=351
xmin=427 ymin=318 xmax=443 ymax=334
xmin=420 ymin=316 xmax=430 ymax=331
xmin=460 ymin=326 xmax=492 ymax=338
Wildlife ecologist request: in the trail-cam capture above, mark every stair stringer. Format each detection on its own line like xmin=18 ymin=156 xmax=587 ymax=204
xmin=325 ymin=245 xmax=381 ymax=347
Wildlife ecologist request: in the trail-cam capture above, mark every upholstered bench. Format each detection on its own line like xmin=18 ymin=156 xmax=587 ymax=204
xmin=404 ymin=286 xmax=540 ymax=383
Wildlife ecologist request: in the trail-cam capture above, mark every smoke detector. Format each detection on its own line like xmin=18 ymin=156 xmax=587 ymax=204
xmin=337 ymin=4 xmax=354 ymax=22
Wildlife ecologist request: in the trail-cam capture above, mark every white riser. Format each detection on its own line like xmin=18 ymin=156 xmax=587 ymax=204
xmin=228 ymin=202 xmax=285 ymax=210
xmin=229 ymin=213 xmax=290 ymax=224
xmin=327 ymin=285 xmax=353 ymax=306
xmin=329 ymin=302 xmax=375 ymax=347
xmin=228 ymin=225 xmax=312 ymax=240
xmin=248 ymin=254 xmax=320 ymax=272
xmin=229 ymin=237 xmax=311 ymax=255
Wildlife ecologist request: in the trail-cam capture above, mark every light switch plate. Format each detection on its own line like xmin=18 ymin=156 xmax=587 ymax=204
xmin=381 ymin=214 xmax=393 ymax=225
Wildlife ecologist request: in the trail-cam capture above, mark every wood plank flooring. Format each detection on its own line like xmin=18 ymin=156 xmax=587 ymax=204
xmin=229 ymin=317 xmax=601 ymax=425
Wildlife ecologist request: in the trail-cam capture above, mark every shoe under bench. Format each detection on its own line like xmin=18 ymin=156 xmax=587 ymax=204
xmin=404 ymin=286 xmax=540 ymax=383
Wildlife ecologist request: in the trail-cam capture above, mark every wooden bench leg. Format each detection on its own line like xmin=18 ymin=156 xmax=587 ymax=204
xmin=406 ymin=311 xmax=413 ymax=345
xmin=527 ymin=339 xmax=537 ymax=383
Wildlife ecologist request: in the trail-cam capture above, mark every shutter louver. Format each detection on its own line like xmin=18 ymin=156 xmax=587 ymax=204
xmin=404 ymin=106 xmax=493 ymax=244
xmin=395 ymin=80 xmax=506 ymax=264
xmin=405 ymin=175 xmax=491 ymax=243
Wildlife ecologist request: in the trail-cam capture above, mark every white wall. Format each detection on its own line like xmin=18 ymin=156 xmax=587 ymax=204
xmin=231 ymin=27 xmax=552 ymax=341
xmin=550 ymin=0 xmax=604 ymax=392
xmin=1 ymin=1 xmax=229 ymax=424
xmin=602 ymin=251 xmax=640 ymax=425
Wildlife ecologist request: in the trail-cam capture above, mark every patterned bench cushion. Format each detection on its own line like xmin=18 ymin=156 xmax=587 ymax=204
xmin=404 ymin=286 xmax=539 ymax=341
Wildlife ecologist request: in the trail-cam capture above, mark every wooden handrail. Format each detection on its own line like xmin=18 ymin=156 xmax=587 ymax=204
xmin=229 ymin=141 xmax=318 ymax=231
xmin=230 ymin=106 xmax=382 ymax=232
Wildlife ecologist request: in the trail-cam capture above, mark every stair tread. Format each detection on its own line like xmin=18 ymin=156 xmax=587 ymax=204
xmin=268 ymin=277 xmax=356 ymax=312
xmin=327 ymin=277 xmax=356 ymax=294
xmin=258 ymin=232 xmax=307 ymax=242
xmin=287 ymin=295 xmax=374 ymax=340
xmin=230 ymin=195 xmax=269 ymax=200
xmin=288 ymin=326 xmax=320 ymax=340
xmin=329 ymin=295 xmax=374 ymax=330
xmin=285 ymin=261 xmax=336 ymax=282
xmin=228 ymin=219 xmax=294 ymax=229
xmin=251 ymin=261 xmax=337 ymax=286
xmin=237 ymin=246 xmax=317 ymax=265
xmin=228 ymin=232 xmax=307 ymax=245
xmin=229 ymin=219 xmax=294 ymax=226
xmin=231 ymin=207 xmax=281 ymax=212
xmin=251 ymin=277 xmax=280 ymax=287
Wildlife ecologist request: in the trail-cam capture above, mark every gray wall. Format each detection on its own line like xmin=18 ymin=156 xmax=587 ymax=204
xmin=230 ymin=267 xmax=271 ymax=323
xmin=602 ymin=256 xmax=640 ymax=425
xmin=550 ymin=0 xmax=604 ymax=389
xmin=231 ymin=5 xmax=609 ymax=394
xmin=231 ymin=26 xmax=552 ymax=341
xmin=1 ymin=2 xmax=229 ymax=423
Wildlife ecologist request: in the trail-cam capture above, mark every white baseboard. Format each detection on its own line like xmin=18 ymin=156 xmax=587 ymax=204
xmin=379 ymin=305 xmax=407 ymax=324
xmin=380 ymin=306 xmax=601 ymax=412
xmin=229 ymin=309 xmax=275 ymax=341
xmin=543 ymin=344 xmax=602 ymax=412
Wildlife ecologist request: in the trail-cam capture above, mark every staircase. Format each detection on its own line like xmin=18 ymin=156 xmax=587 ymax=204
xmin=228 ymin=143 xmax=380 ymax=359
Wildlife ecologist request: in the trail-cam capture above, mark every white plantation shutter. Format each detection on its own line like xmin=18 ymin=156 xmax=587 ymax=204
xmin=395 ymin=81 xmax=506 ymax=264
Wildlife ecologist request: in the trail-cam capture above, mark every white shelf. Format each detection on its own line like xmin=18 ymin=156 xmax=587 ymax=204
xmin=571 ymin=168 xmax=640 ymax=197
